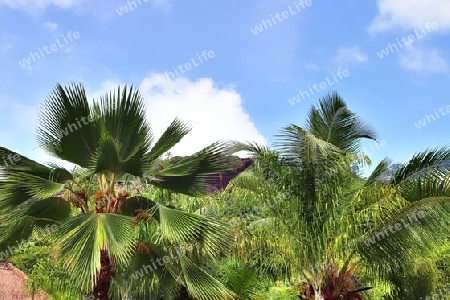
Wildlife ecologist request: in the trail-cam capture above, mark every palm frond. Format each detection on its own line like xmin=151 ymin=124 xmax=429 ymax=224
xmin=358 ymin=196 xmax=450 ymax=277
xmin=399 ymin=175 xmax=450 ymax=202
xmin=150 ymin=142 xmax=238 ymax=195
xmin=226 ymin=141 xmax=270 ymax=159
xmin=275 ymin=124 xmax=342 ymax=164
xmin=306 ymin=92 xmax=377 ymax=152
xmin=0 ymin=151 xmax=72 ymax=210
xmin=0 ymin=197 xmax=71 ymax=250
xmin=54 ymin=213 xmax=137 ymax=293
xmin=36 ymin=82 xmax=102 ymax=167
xmin=219 ymin=260 xmax=263 ymax=299
xmin=365 ymin=158 xmax=391 ymax=186
xmin=180 ymin=256 xmax=236 ymax=300
xmin=89 ymin=133 xmax=122 ymax=174
xmin=111 ymin=242 xmax=181 ymax=300
xmin=93 ymin=85 xmax=152 ymax=175
xmin=391 ymin=147 xmax=450 ymax=184
xmin=156 ymin=205 xmax=232 ymax=258
xmin=8 ymin=172 xmax=65 ymax=199
xmin=147 ymin=118 xmax=192 ymax=161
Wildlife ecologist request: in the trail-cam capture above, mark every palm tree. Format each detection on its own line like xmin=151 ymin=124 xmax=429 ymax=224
xmin=353 ymin=148 xmax=450 ymax=298
xmin=228 ymin=92 xmax=377 ymax=298
xmin=0 ymin=83 xmax=238 ymax=299
xmin=229 ymin=92 xmax=450 ymax=299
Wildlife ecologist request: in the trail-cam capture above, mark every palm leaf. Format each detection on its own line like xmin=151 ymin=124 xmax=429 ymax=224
xmin=358 ymin=196 xmax=450 ymax=276
xmin=53 ymin=213 xmax=137 ymax=293
xmin=147 ymin=118 xmax=192 ymax=161
xmin=156 ymin=205 xmax=232 ymax=258
xmin=365 ymin=158 xmax=391 ymax=186
xmin=0 ymin=152 xmax=72 ymax=210
xmin=0 ymin=197 xmax=71 ymax=250
xmin=275 ymin=124 xmax=342 ymax=165
xmin=399 ymin=174 xmax=450 ymax=202
xmin=180 ymin=256 xmax=236 ymax=300
xmin=391 ymin=147 xmax=450 ymax=184
xmin=111 ymin=242 xmax=181 ymax=299
xmin=36 ymin=82 xmax=102 ymax=167
xmin=150 ymin=142 xmax=238 ymax=195
xmin=8 ymin=172 xmax=65 ymax=199
xmin=93 ymin=85 xmax=152 ymax=175
xmin=306 ymin=92 xmax=377 ymax=152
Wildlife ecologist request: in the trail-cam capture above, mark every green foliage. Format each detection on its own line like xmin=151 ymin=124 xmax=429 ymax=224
xmin=2 ymin=88 xmax=450 ymax=299
xmin=9 ymin=235 xmax=82 ymax=299
xmin=252 ymin=282 xmax=299 ymax=300
xmin=0 ymin=82 xmax=239 ymax=299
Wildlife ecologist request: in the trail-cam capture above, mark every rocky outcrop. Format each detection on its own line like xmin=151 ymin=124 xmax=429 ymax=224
xmin=0 ymin=262 xmax=49 ymax=300
xmin=206 ymin=158 xmax=253 ymax=193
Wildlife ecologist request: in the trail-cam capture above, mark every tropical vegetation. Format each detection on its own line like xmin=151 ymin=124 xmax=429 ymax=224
xmin=1 ymin=84 xmax=450 ymax=299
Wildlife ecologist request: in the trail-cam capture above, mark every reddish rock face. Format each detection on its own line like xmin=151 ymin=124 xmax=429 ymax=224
xmin=206 ymin=158 xmax=253 ymax=193
xmin=0 ymin=262 xmax=49 ymax=300
xmin=121 ymin=157 xmax=253 ymax=195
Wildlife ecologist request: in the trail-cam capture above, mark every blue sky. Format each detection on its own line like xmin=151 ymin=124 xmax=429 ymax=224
xmin=0 ymin=0 xmax=449 ymax=175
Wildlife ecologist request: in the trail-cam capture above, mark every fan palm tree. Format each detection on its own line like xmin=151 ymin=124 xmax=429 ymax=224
xmin=0 ymin=82 xmax=238 ymax=299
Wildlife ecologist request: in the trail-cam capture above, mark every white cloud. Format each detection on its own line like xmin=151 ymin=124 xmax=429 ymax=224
xmin=139 ymin=74 xmax=266 ymax=155
xmin=7 ymin=76 xmax=265 ymax=168
xmin=334 ymin=46 xmax=368 ymax=68
xmin=398 ymin=44 xmax=448 ymax=73
xmin=369 ymin=0 xmax=450 ymax=33
xmin=0 ymin=0 xmax=84 ymax=13
xmin=29 ymin=147 xmax=76 ymax=170
xmin=42 ymin=22 xmax=58 ymax=33
xmin=87 ymin=79 xmax=126 ymax=102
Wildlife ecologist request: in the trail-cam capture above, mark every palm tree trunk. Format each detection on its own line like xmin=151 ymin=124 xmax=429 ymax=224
xmin=94 ymin=250 xmax=114 ymax=300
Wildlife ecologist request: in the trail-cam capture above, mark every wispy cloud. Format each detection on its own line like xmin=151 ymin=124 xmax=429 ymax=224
xmin=398 ymin=44 xmax=448 ymax=73
xmin=0 ymin=0 xmax=85 ymax=13
xmin=334 ymin=46 xmax=368 ymax=68
xmin=369 ymin=0 xmax=450 ymax=33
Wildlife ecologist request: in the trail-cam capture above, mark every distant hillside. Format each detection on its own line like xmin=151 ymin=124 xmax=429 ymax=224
xmin=206 ymin=158 xmax=253 ymax=193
